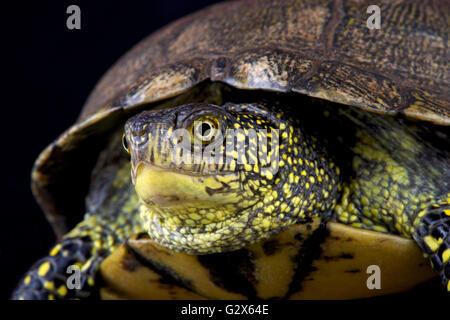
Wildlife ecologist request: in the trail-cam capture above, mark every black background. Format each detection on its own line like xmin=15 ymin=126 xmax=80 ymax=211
xmin=2 ymin=0 xmax=223 ymax=300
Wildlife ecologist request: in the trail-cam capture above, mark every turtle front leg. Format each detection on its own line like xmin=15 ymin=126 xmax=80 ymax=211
xmin=413 ymin=197 xmax=450 ymax=292
xmin=11 ymin=211 xmax=138 ymax=300
xmin=12 ymin=235 xmax=107 ymax=300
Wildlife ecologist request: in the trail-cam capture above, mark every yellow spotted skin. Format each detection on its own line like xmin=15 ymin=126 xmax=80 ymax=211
xmin=13 ymin=96 xmax=450 ymax=299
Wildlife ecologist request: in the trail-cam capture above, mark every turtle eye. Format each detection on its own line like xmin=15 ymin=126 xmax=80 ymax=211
xmin=192 ymin=117 xmax=220 ymax=144
xmin=122 ymin=133 xmax=130 ymax=153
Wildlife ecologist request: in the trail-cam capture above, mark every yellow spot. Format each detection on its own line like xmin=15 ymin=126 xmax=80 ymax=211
xmin=44 ymin=281 xmax=55 ymax=291
xmin=38 ymin=261 xmax=51 ymax=277
xmin=443 ymin=209 xmax=450 ymax=216
xmin=372 ymin=225 xmax=388 ymax=233
xmin=262 ymin=219 xmax=271 ymax=228
xmin=93 ymin=240 xmax=102 ymax=250
xmin=301 ymin=170 xmax=307 ymax=176
xmin=188 ymin=213 xmax=202 ymax=220
xmin=57 ymin=285 xmax=68 ymax=297
xmin=442 ymin=249 xmax=450 ymax=263
xmin=289 ymin=173 xmax=294 ymax=183
xmin=264 ymin=205 xmax=275 ymax=214
xmin=361 ymin=196 xmax=370 ymax=206
xmin=424 ymin=236 xmax=440 ymax=252
xmin=50 ymin=244 xmax=62 ymax=257
xmin=24 ymin=275 xmax=31 ymax=285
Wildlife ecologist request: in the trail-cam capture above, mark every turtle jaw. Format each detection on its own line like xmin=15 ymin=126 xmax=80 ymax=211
xmin=133 ymin=162 xmax=245 ymax=210
xmin=133 ymin=161 xmax=267 ymax=253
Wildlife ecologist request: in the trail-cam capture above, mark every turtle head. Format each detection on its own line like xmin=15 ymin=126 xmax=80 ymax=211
xmin=124 ymin=103 xmax=330 ymax=253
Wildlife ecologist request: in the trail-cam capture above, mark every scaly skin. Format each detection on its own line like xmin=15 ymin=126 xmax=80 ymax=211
xmin=13 ymin=99 xmax=450 ymax=299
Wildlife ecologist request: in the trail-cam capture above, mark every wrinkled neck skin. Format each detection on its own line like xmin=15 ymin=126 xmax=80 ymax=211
xmin=133 ymin=103 xmax=341 ymax=254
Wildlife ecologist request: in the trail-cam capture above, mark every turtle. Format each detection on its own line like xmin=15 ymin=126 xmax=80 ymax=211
xmin=12 ymin=0 xmax=449 ymax=300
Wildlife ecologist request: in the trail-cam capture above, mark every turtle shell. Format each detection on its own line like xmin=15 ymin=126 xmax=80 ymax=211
xmin=32 ymin=0 xmax=449 ymax=242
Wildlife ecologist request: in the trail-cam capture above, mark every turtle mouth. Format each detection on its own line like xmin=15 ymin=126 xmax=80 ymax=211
xmin=131 ymin=161 xmax=219 ymax=184
xmin=133 ymin=162 xmax=203 ymax=207
xmin=133 ymin=162 xmax=243 ymax=210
